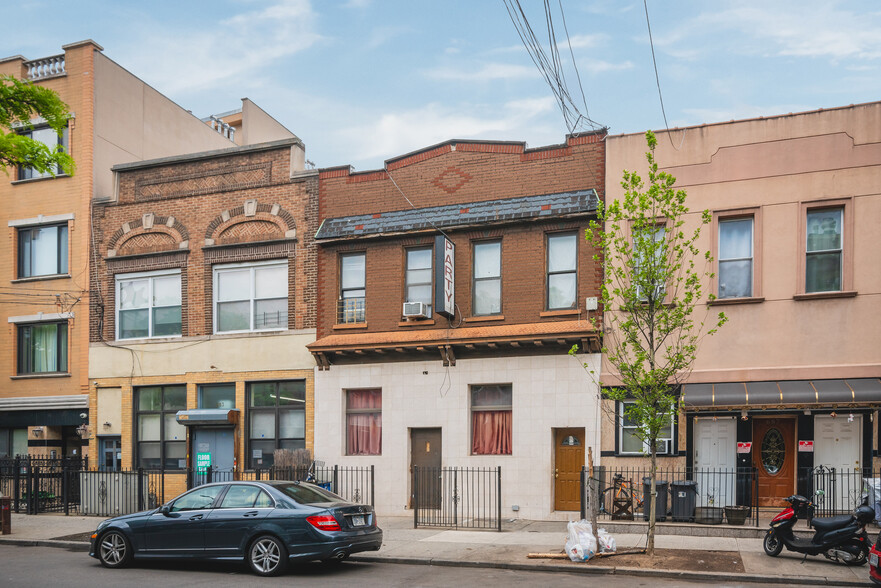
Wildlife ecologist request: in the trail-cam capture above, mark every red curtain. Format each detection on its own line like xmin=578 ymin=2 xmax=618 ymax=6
xmin=347 ymin=389 xmax=382 ymax=455
xmin=471 ymin=410 xmax=512 ymax=455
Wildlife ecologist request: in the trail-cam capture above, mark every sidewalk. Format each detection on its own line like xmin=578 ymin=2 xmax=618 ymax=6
xmin=0 ymin=513 xmax=873 ymax=586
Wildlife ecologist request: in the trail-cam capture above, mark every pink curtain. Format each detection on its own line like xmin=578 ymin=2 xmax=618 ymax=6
xmin=471 ymin=410 xmax=512 ymax=455
xmin=347 ymin=389 xmax=381 ymax=455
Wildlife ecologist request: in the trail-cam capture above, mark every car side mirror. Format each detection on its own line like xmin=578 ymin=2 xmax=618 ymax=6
xmin=160 ymin=504 xmax=171 ymax=516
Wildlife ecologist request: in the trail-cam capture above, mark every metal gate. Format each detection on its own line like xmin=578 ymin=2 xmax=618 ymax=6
xmin=413 ymin=466 xmax=501 ymax=531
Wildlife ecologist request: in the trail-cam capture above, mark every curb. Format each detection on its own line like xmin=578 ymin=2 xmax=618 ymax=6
xmin=348 ymin=554 xmax=872 ymax=587
xmin=0 ymin=538 xmax=90 ymax=552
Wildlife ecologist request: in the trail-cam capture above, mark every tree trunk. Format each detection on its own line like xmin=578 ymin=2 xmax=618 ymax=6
xmin=588 ymin=447 xmax=599 ymax=547
xmin=647 ymin=444 xmax=657 ymax=556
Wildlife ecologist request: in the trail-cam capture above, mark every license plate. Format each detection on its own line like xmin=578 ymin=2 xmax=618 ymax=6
xmin=870 ymin=552 xmax=878 ymax=567
xmin=351 ymin=515 xmax=366 ymax=527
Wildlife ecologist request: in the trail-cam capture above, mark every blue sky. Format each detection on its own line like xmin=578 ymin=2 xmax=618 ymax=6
xmin=3 ymin=1 xmax=880 ymax=171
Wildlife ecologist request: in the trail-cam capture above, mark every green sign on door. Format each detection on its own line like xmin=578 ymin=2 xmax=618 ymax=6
xmin=196 ymin=452 xmax=211 ymax=472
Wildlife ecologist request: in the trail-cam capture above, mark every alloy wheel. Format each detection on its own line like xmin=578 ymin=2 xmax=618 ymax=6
xmin=250 ymin=537 xmax=282 ymax=574
xmin=100 ymin=532 xmax=127 ymax=566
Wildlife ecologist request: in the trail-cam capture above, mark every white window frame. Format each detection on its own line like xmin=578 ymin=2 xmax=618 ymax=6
xmin=213 ymin=260 xmax=288 ymax=334
xmin=718 ymin=217 xmax=754 ymax=299
xmin=618 ymin=400 xmax=675 ymax=456
xmin=115 ymin=269 xmax=182 ymax=340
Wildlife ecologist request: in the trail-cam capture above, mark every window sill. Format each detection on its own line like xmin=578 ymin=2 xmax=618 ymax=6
xmin=11 ymin=174 xmax=71 ymax=185
xmin=398 ymin=319 xmax=435 ymax=327
xmin=333 ymin=322 xmax=367 ymax=330
xmin=793 ymin=290 xmax=857 ymax=301
xmin=115 ymin=335 xmax=183 ymax=344
xmin=463 ymin=315 xmax=505 ymax=323
xmin=708 ymin=296 xmax=765 ymax=306
xmin=540 ymin=309 xmax=580 ymax=317
xmin=614 ymin=453 xmax=676 ymax=458
xmin=10 ymin=372 xmax=71 ymax=380
xmin=11 ymin=274 xmax=71 ymax=284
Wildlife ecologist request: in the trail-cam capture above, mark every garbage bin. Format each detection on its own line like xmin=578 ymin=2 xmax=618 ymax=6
xmin=0 ymin=496 xmax=10 ymax=535
xmin=642 ymin=477 xmax=668 ymax=522
xmin=671 ymin=480 xmax=698 ymax=522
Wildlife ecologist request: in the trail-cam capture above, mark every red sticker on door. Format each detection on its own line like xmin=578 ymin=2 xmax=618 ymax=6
xmin=736 ymin=442 xmax=752 ymax=453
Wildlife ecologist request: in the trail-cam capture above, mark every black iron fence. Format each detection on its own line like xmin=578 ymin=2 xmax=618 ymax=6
xmin=1 ymin=458 xmax=374 ymax=517
xmin=581 ymin=466 xmax=760 ymax=527
xmin=413 ymin=466 xmax=501 ymax=531
xmin=802 ymin=466 xmax=871 ymax=519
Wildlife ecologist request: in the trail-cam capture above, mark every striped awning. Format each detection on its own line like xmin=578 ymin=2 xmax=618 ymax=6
xmin=681 ymin=378 xmax=881 ymax=409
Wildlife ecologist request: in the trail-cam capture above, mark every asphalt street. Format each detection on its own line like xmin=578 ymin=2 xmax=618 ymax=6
xmin=0 ymin=544 xmax=834 ymax=588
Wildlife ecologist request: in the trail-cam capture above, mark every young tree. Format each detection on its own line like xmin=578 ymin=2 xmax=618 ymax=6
xmin=583 ymin=131 xmax=726 ymax=555
xmin=0 ymin=74 xmax=75 ymax=177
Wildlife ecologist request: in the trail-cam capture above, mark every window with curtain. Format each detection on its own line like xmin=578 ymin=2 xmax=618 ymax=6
xmin=17 ymin=322 xmax=67 ymax=374
xmin=18 ymin=125 xmax=68 ymax=180
xmin=405 ymin=248 xmax=432 ymax=315
xmin=718 ymin=218 xmax=754 ymax=298
xmin=339 ymin=252 xmax=366 ymax=323
xmin=547 ymin=232 xmax=577 ymax=309
xmin=117 ymin=270 xmax=182 ymax=339
xmin=214 ymin=261 xmax=287 ymax=333
xmin=135 ymin=385 xmax=186 ymax=469
xmin=346 ymin=389 xmax=381 ymax=455
xmin=472 ymin=241 xmax=501 ymax=315
xmin=248 ymin=380 xmax=306 ymax=469
xmin=471 ymin=384 xmax=512 ymax=455
xmin=18 ymin=223 xmax=68 ymax=278
xmin=806 ymin=208 xmax=842 ymax=293
xmin=634 ymin=225 xmax=666 ymax=301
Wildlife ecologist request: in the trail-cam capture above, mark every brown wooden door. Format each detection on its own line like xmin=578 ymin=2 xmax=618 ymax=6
xmin=752 ymin=418 xmax=796 ymax=507
xmin=411 ymin=428 xmax=442 ymax=509
xmin=554 ymin=428 xmax=585 ymax=511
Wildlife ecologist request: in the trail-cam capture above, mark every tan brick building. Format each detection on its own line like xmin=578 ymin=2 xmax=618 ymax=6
xmin=89 ymin=134 xmax=318 ymax=499
xmin=0 ymin=41 xmax=236 ymax=460
xmin=309 ymin=133 xmax=606 ymax=519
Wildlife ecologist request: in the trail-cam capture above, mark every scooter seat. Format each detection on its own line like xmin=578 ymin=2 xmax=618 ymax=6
xmin=810 ymin=514 xmax=854 ymax=531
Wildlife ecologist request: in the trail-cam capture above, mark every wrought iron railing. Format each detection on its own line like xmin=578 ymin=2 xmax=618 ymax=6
xmin=413 ymin=466 xmax=501 ymax=531
xmin=337 ymin=297 xmax=365 ymax=324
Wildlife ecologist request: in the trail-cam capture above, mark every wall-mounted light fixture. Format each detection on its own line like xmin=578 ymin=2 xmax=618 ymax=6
xmin=740 ymin=410 xmax=748 ymax=421
xmin=103 ymin=422 xmax=112 ymax=428
xmin=804 ymin=408 xmax=811 ymax=416
xmin=32 ymin=426 xmax=43 ymax=437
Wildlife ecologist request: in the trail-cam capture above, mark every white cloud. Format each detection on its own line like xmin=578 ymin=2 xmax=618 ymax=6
xmin=366 ymin=26 xmax=411 ymax=50
xmin=681 ymin=103 xmax=814 ymax=126
xmin=559 ymin=33 xmax=608 ymax=50
xmin=116 ymin=0 xmax=322 ymax=96
xmin=423 ymin=62 xmax=538 ymax=82
xmin=343 ymin=0 xmax=371 ymax=8
xmin=579 ymin=59 xmax=634 ymax=74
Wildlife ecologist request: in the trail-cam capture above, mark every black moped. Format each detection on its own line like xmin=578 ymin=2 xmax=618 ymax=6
xmin=764 ymin=494 xmax=874 ymax=565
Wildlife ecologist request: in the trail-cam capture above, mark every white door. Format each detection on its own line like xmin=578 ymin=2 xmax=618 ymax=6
xmin=694 ymin=418 xmax=737 ymax=507
xmin=813 ymin=415 xmax=861 ymax=512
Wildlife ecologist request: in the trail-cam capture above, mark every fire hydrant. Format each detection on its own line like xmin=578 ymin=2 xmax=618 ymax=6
xmin=0 ymin=496 xmax=10 ymax=535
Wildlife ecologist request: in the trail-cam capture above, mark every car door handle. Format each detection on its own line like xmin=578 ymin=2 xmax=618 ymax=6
xmin=189 ymin=514 xmax=203 ymax=520
xmin=243 ymin=511 xmax=259 ymax=517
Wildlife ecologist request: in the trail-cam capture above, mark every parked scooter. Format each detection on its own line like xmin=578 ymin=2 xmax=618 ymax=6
xmin=764 ymin=495 xmax=874 ymax=565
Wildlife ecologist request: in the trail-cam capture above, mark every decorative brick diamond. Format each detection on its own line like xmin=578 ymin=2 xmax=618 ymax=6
xmin=431 ymin=167 xmax=472 ymax=194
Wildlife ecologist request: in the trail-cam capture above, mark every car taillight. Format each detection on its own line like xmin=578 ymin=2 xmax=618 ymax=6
xmin=307 ymin=515 xmax=341 ymax=531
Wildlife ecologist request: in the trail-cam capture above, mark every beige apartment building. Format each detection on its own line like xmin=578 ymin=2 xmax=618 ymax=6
xmin=603 ymin=102 xmax=881 ymax=511
xmin=0 ymin=40 xmax=238 ymax=461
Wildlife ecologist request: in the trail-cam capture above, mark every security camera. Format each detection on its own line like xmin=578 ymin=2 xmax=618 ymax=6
xmin=79 ymin=412 xmax=88 ymax=419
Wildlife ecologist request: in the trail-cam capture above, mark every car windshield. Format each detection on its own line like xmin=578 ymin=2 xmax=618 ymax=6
xmin=275 ymin=482 xmax=344 ymax=505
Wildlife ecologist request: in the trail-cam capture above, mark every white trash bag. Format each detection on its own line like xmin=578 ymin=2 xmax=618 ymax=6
xmin=597 ymin=528 xmax=616 ymax=553
xmin=564 ymin=519 xmax=597 ymax=562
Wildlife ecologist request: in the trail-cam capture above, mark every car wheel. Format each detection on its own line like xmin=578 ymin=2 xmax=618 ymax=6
xmin=98 ymin=530 xmax=133 ymax=569
xmin=248 ymin=535 xmax=288 ymax=577
xmin=763 ymin=531 xmax=783 ymax=557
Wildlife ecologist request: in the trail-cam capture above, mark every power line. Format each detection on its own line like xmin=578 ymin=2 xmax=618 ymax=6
xmin=643 ymin=0 xmax=685 ymax=150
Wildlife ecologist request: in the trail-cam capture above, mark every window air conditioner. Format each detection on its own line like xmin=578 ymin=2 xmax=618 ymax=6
xmin=656 ymin=439 xmax=670 ymax=454
xmin=402 ymin=301 xmax=427 ymax=318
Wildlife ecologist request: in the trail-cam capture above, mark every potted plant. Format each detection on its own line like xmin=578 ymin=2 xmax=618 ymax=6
xmin=695 ymin=493 xmax=724 ymax=525
xmin=724 ymin=505 xmax=751 ymax=525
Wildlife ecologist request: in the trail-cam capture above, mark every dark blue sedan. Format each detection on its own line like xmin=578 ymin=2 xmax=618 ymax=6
xmin=89 ymin=480 xmax=382 ymax=576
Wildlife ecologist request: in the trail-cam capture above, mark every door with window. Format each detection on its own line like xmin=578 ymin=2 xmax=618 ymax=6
xmin=192 ymin=428 xmax=235 ymax=485
xmin=554 ymin=428 xmax=584 ymax=511
xmin=99 ymin=437 xmax=122 ymax=471
xmin=410 ymin=428 xmax=442 ymax=509
xmin=753 ymin=418 xmax=795 ymax=507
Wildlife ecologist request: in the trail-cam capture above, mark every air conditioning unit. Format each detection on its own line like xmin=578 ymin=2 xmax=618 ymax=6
xmin=403 ymin=301 xmax=427 ymax=318
xmin=656 ymin=439 xmax=670 ymax=454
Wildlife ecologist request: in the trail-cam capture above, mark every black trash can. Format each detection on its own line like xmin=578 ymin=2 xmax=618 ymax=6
xmin=671 ymin=480 xmax=698 ymax=522
xmin=642 ymin=477 xmax=668 ymax=522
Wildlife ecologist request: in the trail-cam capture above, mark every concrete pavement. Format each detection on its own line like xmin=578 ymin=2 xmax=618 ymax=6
xmin=0 ymin=513 xmax=874 ymax=586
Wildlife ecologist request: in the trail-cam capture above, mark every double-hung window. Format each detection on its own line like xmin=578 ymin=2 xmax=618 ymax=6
xmin=471 ymin=384 xmax=512 ymax=455
xmin=339 ymin=253 xmax=365 ymax=323
xmin=116 ymin=270 xmax=182 ymax=339
xmin=18 ymin=224 xmax=68 ymax=278
xmin=547 ymin=233 xmax=577 ymax=309
xmin=136 ymin=385 xmax=186 ymax=469
xmin=17 ymin=322 xmax=67 ymax=374
xmin=472 ymin=241 xmax=501 ymax=315
xmin=18 ymin=125 xmax=68 ymax=180
xmin=405 ymin=247 xmax=432 ymax=316
xmin=806 ymin=208 xmax=843 ymax=293
xmin=346 ymin=389 xmax=382 ymax=456
xmin=618 ymin=400 xmax=675 ymax=455
xmin=248 ymin=380 xmax=306 ymax=469
xmin=214 ymin=261 xmax=287 ymax=333
xmin=634 ymin=225 xmax=666 ymax=302
xmin=718 ymin=218 xmax=753 ymax=298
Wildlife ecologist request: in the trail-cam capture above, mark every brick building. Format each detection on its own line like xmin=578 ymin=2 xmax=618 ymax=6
xmin=88 ymin=130 xmax=318 ymax=497
xmin=308 ymin=133 xmax=606 ymax=519
xmin=0 ymin=41 xmax=237 ymax=460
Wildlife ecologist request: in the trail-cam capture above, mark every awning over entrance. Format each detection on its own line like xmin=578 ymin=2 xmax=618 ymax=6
xmin=176 ymin=409 xmax=239 ymax=426
xmin=681 ymin=378 xmax=881 ymax=410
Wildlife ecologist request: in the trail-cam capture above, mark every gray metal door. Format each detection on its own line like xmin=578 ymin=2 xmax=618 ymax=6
xmin=192 ymin=428 xmax=235 ymax=485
